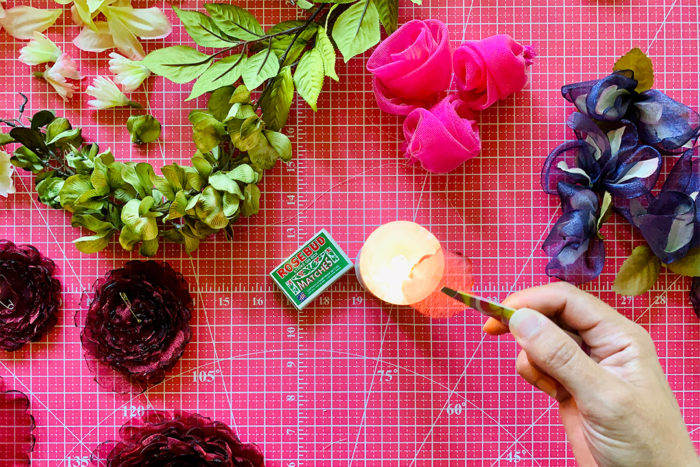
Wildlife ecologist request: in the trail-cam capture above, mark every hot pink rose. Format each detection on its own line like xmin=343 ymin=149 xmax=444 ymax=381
xmin=454 ymin=34 xmax=535 ymax=111
xmin=402 ymin=95 xmax=481 ymax=173
xmin=367 ymin=19 xmax=452 ymax=116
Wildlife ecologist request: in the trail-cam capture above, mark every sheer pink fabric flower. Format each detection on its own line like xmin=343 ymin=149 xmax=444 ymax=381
xmin=0 ymin=377 xmax=35 ymax=465
xmin=453 ymin=34 xmax=535 ymax=111
xmin=367 ymin=19 xmax=452 ymax=115
xmin=402 ymin=95 xmax=481 ymax=173
xmin=41 ymin=54 xmax=81 ymax=101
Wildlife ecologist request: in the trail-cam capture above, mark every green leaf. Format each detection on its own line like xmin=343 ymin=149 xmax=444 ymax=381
xmin=118 ymin=225 xmax=141 ymax=251
xmin=181 ymin=229 xmax=200 ymax=254
xmin=74 ymin=230 xmax=115 ymax=254
xmin=316 ymin=26 xmax=338 ymax=81
xmin=189 ymin=110 xmax=226 ymax=153
xmin=196 ymin=185 xmax=228 ymax=229
xmin=241 ymin=183 xmax=260 ymax=217
xmin=224 ymin=102 xmax=256 ymax=122
xmin=613 ymin=245 xmax=661 ymax=296
xmin=229 ymin=84 xmax=251 ymax=104
xmin=45 ymin=117 xmax=71 ymax=141
xmin=71 ymin=213 xmax=113 ymax=233
xmin=265 ymin=130 xmax=292 ymax=162
xmin=227 ymin=164 xmax=258 ymax=184
xmin=36 ymin=176 xmax=64 ymax=208
xmin=140 ymin=238 xmax=159 ymax=256
xmin=164 ymin=190 xmax=188 ymax=222
xmin=613 ymin=48 xmax=654 ymax=93
xmin=332 ymin=0 xmax=381 ymax=62
xmin=209 ymin=172 xmax=243 ymax=196
xmin=47 ymin=128 xmax=82 ymax=146
xmin=59 ymin=174 xmax=93 ymax=212
xmin=10 ymin=127 xmax=47 ymax=156
xmin=187 ymin=54 xmax=246 ymax=101
xmin=173 ymin=6 xmax=234 ymax=48
xmin=127 ymin=114 xmax=161 ymax=144
xmin=597 ymin=191 xmax=613 ymax=234
xmin=143 ymin=46 xmax=212 ymax=84
xmin=241 ymin=49 xmax=280 ymax=90
xmin=261 ymin=66 xmax=294 ymax=131
xmin=205 ymin=3 xmax=263 ymax=41
xmin=223 ymin=192 xmax=240 ymax=217
xmin=191 ymin=153 xmax=213 ymax=178
xmin=0 ymin=133 xmax=13 ymax=145
xmin=374 ymin=0 xmax=398 ymax=34
xmin=184 ymin=167 xmax=205 ymax=191
xmin=121 ymin=199 xmax=159 ymax=241
xmin=207 ymin=86 xmax=234 ymax=121
xmin=30 ymin=110 xmax=55 ymax=130
xmin=294 ymin=48 xmax=325 ymax=111
xmin=11 ymin=147 xmax=44 ymax=173
xmin=666 ymin=246 xmax=700 ymax=277
xmin=161 ymin=163 xmax=186 ymax=191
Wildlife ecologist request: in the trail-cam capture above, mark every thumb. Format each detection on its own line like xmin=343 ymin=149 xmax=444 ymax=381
xmin=509 ymin=308 xmax=608 ymax=400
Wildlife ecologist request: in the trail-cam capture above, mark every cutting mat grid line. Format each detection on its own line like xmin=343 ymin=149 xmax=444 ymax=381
xmin=0 ymin=0 xmax=699 ymax=465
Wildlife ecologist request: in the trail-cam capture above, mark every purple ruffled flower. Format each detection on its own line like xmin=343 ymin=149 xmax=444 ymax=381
xmin=562 ymin=71 xmax=700 ymax=153
xmin=631 ymin=149 xmax=700 ymax=264
xmin=543 ymin=183 xmax=605 ymax=284
xmin=542 ymin=112 xmax=662 ymax=203
xmin=690 ymin=277 xmax=700 ymax=319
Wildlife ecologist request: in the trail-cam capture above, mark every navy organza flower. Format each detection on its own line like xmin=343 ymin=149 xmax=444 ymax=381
xmin=543 ymin=183 xmax=605 ymax=284
xmin=542 ymin=112 xmax=662 ymax=203
xmin=562 ymin=71 xmax=700 ymax=153
xmin=690 ymin=277 xmax=700 ymax=319
xmin=631 ymin=149 xmax=700 ymax=264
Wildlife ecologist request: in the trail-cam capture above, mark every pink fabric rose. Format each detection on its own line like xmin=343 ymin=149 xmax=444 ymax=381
xmin=367 ymin=19 xmax=452 ymax=116
xmin=402 ymin=95 xmax=481 ymax=173
xmin=453 ymin=34 xmax=535 ymax=111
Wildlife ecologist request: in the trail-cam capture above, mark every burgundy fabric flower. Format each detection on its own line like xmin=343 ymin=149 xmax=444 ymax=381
xmin=0 ymin=240 xmax=61 ymax=351
xmin=0 ymin=376 xmax=36 ymax=465
xmin=80 ymin=261 xmax=193 ymax=392
xmin=402 ymin=95 xmax=480 ymax=173
xmin=367 ymin=19 xmax=452 ymax=116
xmin=91 ymin=411 xmax=264 ymax=466
xmin=453 ymin=34 xmax=535 ymax=111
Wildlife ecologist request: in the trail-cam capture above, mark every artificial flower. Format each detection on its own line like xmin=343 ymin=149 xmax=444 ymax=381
xmin=453 ymin=34 xmax=535 ymax=111
xmin=402 ymin=95 xmax=480 ymax=173
xmin=80 ymin=261 xmax=193 ymax=392
xmin=91 ymin=411 xmax=264 ymax=466
xmin=40 ymin=54 xmax=81 ymax=101
xmin=366 ymin=19 xmax=452 ymax=115
xmin=631 ymin=149 xmax=700 ymax=264
xmin=86 ymin=76 xmax=139 ymax=109
xmin=73 ymin=5 xmax=172 ymax=60
xmin=542 ymin=112 xmax=661 ymax=202
xmin=0 ymin=6 xmax=61 ymax=40
xmin=543 ymin=183 xmax=604 ymax=284
xmin=0 ymin=240 xmax=62 ymax=351
xmin=690 ymin=277 xmax=700 ymax=319
xmin=562 ymin=71 xmax=700 ymax=153
xmin=0 ymin=376 xmax=35 ymax=465
xmin=108 ymin=52 xmax=150 ymax=92
xmin=0 ymin=150 xmax=15 ymax=197
xmin=19 ymin=32 xmax=62 ymax=66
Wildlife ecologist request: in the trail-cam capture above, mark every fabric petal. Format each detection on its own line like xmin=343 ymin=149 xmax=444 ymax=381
xmin=662 ymin=148 xmax=700 ymax=195
xmin=73 ymin=22 xmax=115 ymax=53
xmin=557 ymin=182 xmax=598 ymax=213
xmin=585 ymin=70 xmax=638 ymax=121
xmin=690 ymin=277 xmax=700 ymax=319
xmin=633 ymin=89 xmax=700 ymax=153
xmin=106 ymin=13 xmax=145 ymax=60
xmin=370 ymin=77 xmax=421 ymax=116
xmin=103 ymin=6 xmax=171 ymax=39
xmin=605 ymin=144 xmax=661 ymax=199
xmin=541 ymin=139 xmax=595 ymax=195
xmin=561 ymin=79 xmax=596 ymax=114
xmin=0 ymin=7 xmax=62 ymax=40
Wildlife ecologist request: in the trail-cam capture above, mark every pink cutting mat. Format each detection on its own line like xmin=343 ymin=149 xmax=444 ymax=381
xmin=1 ymin=0 xmax=700 ymax=465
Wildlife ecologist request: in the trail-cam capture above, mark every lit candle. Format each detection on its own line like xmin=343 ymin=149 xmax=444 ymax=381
xmin=356 ymin=221 xmax=474 ymax=317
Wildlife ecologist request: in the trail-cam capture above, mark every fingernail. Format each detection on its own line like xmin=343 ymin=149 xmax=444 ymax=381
xmin=509 ymin=308 xmax=544 ymax=339
xmin=535 ymin=378 xmax=558 ymax=399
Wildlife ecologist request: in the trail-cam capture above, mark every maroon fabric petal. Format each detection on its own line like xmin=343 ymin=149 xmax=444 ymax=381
xmin=0 ymin=377 xmax=35 ymax=465
xmin=91 ymin=411 xmax=264 ymax=466
xmin=79 ymin=261 xmax=193 ymax=393
xmin=0 ymin=240 xmax=61 ymax=351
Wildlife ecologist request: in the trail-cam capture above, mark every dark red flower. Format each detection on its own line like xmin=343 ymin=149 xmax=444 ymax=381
xmin=91 ymin=411 xmax=265 ymax=466
xmin=80 ymin=261 xmax=193 ymax=392
xmin=0 ymin=376 xmax=36 ymax=466
xmin=0 ymin=240 xmax=61 ymax=351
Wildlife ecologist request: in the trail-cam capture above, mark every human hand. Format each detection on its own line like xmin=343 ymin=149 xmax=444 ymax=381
xmin=483 ymin=282 xmax=699 ymax=467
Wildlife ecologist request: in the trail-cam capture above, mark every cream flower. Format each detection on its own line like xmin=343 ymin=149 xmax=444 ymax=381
xmin=0 ymin=151 xmax=16 ymax=198
xmin=108 ymin=52 xmax=150 ymax=92
xmin=0 ymin=6 xmax=62 ymax=40
xmin=40 ymin=54 xmax=81 ymax=101
xmin=86 ymin=76 xmax=140 ymax=109
xmin=19 ymin=32 xmax=62 ymax=66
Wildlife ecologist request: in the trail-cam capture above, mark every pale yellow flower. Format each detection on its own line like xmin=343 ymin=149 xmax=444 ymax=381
xmin=19 ymin=32 xmax=62 ymax=66
xmin=0 ymin=150 xmax=16 ymax=198
xmin=86 ymin=76 xmax=140 ymax=109
xmin=41 ymin=53 xmax=81 ymax=101
xmin=108 ymin=52 xmax=150 ymax=92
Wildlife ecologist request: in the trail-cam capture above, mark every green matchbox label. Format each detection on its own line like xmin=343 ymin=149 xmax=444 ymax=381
xmin=270 ymin=230 xmax=353 ymax=309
